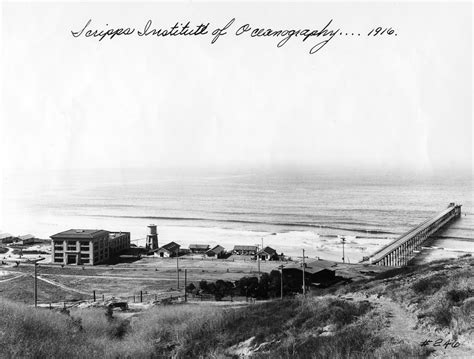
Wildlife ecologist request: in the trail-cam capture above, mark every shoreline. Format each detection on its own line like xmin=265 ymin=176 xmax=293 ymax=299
xmin=2 ymin=223 xmax=472 ymax=266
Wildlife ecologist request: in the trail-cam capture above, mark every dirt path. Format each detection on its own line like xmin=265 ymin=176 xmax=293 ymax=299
xmin=40 ymin=273 xmax=175 ymax=281
xmin=343 ymin=293 xmax=472 ymax=358
xmin=36 ymin=275 xmax=91 ymax=295
xmin=0 ymin=273 xmax=25 ymax=283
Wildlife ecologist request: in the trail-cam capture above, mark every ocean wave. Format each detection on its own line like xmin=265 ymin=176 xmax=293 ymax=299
xmin=81 ymin=214 xmax=399 ymax=235
xmin=432 ymin=235 xmax=474 ymax=242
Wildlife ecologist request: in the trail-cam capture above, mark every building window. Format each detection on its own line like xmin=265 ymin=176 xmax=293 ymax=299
xmin=67 ymin=242 xmax=77 ymax=250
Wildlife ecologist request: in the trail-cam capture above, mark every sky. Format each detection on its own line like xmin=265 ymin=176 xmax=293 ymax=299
xmin=0 ymin=1 xmax=472 ymax=176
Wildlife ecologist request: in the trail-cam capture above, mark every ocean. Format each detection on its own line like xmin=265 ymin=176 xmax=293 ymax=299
xmin=1 ymin=169 xmax=472 ymax=262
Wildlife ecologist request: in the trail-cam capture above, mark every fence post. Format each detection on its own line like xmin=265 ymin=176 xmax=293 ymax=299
xmin=140 ymin=291 xmax=143 ymax=303
xmin=93 ymin=290 xmax=96 ymax=302
xmin=102 ymin=294 xmax=104 ymax=301
xmin=184 ymin=269 xmax=187 ymax=302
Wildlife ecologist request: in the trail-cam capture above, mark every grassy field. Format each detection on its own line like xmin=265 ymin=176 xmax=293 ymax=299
xmin=0 ymin=257 xmax=384 ymax=305
xmin=0 ymin=257 xmax=286 ymax=305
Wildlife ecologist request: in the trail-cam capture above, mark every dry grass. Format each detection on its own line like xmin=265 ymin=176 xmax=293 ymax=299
xmin=337 ymin=257 xmax=474 ymax=337
xmin=1 ymin=256 xmax=471 ymax=358
xmin=0 ymin=300 xmax=103 ymax=358
xmin=0 ymin=296 xmax=404 ymax=359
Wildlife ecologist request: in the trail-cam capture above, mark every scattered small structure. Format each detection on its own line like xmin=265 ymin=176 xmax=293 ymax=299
xmin=256 ymin=246 xmax=278 ymax=261
xmin=146 ymin=224 xmax=159 ymax=250
xmin=0 ymin=233 xmax=14 ymax=244
xmin=189 ymin=244 xmax=210 ymax=254
xmin=155 ymin=241 xmax=181 ymax=258
xmin=233 ymin=245 xmax=258 ymax=256
xmin=17 ymin=234 xmax=35 ymax=245
xmin=179 ymin=248 xmax=191 ymax=256
xmin=108 ymin=302 xmax=129 ymax=311
xmin=282 ymin=259 xmax=336 ymax=288
xmin=206 ymin=245 xmax=226 ymax=258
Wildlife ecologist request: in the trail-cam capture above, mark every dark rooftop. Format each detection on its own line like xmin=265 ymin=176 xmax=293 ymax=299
xmin=234 ymin=245 xmax=258 ymax=251
xmin=160 ymin=241 xmax=181 ymax=252
xmin=189 ymin=244 xmax=210 ymax=249
xmin=283 ymin=259 xmax=337 ymax=274
xmin=51 ymin=229 xmax=109 ymax=240
xmin=207 ymin=245 xmax=225 ymax=253
xmin=257 ymin=246 xmax=277 ymax=255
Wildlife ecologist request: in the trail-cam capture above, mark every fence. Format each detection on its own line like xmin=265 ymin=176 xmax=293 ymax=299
xmin=30 ymin=257 xmax=289 ymax=309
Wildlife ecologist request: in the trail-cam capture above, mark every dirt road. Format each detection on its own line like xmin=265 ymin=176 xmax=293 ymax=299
xmin=343 ymin=293 xmax=473 ymax=358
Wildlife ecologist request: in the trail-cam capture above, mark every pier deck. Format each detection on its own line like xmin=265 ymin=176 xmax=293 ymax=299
xmin=363 ymin=203 xmax=462 ymax=266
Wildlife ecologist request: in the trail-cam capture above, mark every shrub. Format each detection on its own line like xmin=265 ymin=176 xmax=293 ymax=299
xmin=429 ymin=298 xmax=453 ymax=327
xmin=446 ymin=289 xmax=472 ymax=304
xmin=412 ymin=275 xmax=447 ymax=294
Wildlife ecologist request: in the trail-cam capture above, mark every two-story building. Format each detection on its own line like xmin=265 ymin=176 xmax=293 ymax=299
xmin=51 ymin=229 xmax=130 ymax=265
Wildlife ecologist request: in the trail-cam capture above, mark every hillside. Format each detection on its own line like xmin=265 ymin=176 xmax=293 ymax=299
xmin=0 ymin=256 xmax=472 ymax=358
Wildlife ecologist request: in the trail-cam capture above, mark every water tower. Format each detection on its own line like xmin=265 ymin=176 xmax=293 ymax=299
xmin=146 ymin=224 xmax=159 ymax=250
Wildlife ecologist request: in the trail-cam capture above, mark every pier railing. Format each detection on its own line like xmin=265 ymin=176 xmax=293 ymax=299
xmin=363 ymin=203 xmax=461 ymax=266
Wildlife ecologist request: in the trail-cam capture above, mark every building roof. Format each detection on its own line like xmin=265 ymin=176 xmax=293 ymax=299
xmin=189 ymin=244 xmax=210 ymax=250
xmin=158 ymin=241 xmax=180 ymax=253
xmin=257 ymin=246 xmax=277 ymax=256
xmin=51 ymin=229 xmax=109 ymax=240
xmin=19 ymin=234 xmax=35 ymax=240
xmin=206 ymin=245 xmax=225 ymax=254
xmin=0 ymin=233 xmax=13 ymax=239
xmin=109 ymin=232 xmax=129 ymax=239
xmin=233 ymin=245 xmax=258 ymax=251
xmin=283 ymin=259 xmax=336 ymax=274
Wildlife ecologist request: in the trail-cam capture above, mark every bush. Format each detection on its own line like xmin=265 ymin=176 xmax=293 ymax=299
xmin=412 ymin=275 xmax=447 ymax=294
xmin=446 ymin=289 xmax=472 ymax=304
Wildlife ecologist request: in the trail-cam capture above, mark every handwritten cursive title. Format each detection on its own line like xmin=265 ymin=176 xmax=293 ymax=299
xmin=71 ymin=18 xmax=398 ymax=55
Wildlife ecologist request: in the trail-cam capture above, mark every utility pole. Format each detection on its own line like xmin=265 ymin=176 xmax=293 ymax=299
xmin=32 ymin=258 xmax=45 ymax=308
xmin=302 ymin=249 xmax=306 ymax=295
xmin=341 ymin=236 xmax=346 ymax=263
xmin=184 ymin=269 xmax=187 ymax=302
xmin=297 ymin=250 xmax=308 ymax=295
xmin=255 ymin=244 xmax=261 ymax=276
xmin=278 ymin=264 xmax=284 ymax=300
xmin=34 ymin=262 xmax=38 ymax=308
xmin=176 ymin=254 xmax=180 ymax=289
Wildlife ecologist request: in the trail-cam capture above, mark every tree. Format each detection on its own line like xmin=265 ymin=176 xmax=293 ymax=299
xmin=199 ymin=280 xmax=209 ymax=293
xmin=257 ymin=273 xmax=271 ymax=299
xmin=268 ymin=270 xmax=282 ymax=298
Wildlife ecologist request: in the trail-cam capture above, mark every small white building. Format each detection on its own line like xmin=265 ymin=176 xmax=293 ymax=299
xmin=256 ymin=246 xmax=278 ymax=261
xmin=206 ymin=245 xmax=225 ymax=258
xmin=154 ymin=242 xmax=180 ymax=257
xmin=232 ymin=245 xmax=258 ymax=256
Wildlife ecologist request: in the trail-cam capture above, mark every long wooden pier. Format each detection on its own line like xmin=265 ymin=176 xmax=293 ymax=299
xmin=363 ymin=203 xmax=462 ymax=266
